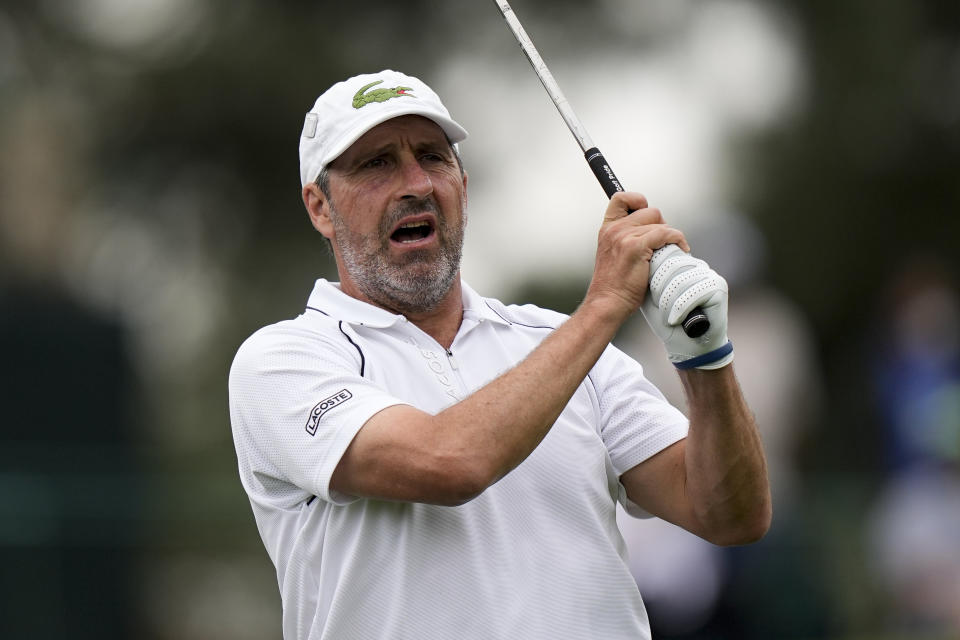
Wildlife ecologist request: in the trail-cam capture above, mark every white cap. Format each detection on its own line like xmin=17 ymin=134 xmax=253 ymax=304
xmin=299 ymin=69 xmax=469 ymax=187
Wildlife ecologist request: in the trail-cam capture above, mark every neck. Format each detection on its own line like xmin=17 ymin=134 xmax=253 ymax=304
xmin=339 ymin=276 xmax=465 ymax=350
xmin=401 ymin=280 xmax=464 ymax=350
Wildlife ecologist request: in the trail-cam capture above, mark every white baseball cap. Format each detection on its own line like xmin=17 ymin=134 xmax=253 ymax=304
xmin=299 ymin=69 xmax=469 ymax=187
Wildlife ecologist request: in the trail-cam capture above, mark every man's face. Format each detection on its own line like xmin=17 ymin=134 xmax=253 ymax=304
xmin=322 ymin=115 xmax=468 ymax=315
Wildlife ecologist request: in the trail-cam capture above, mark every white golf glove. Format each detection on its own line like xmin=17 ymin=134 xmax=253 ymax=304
xmin=640 ymin=244 xmax=734 ymax=370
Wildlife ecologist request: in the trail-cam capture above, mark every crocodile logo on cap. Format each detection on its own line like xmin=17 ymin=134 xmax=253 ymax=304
xmin=352 ymin=80 xmax=416 ymax=109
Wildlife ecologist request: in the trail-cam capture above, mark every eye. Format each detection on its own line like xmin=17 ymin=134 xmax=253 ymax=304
xmin=420 ymin=151 xmax=449 ymax=164
xmin=361 ymin=156 xmax=389 ymax=170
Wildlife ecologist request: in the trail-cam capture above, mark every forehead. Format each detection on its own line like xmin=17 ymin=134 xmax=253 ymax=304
xmin=341 ymin=115 xmax=448 ymax=158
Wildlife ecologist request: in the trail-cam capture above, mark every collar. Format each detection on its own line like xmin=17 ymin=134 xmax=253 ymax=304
xmin=461 ymin=280 xmax=513 ymax=327
xmin=305 ymin=279 xmax=512 ymax=329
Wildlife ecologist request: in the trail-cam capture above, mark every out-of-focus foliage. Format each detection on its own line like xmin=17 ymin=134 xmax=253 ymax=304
xmin=1 ymin=1 xmax=958 ymax=638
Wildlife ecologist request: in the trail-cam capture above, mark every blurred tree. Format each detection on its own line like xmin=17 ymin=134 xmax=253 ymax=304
xmin=0 ymin=285 xmax=138 ymax=639
xmin=3 ymin=0 xmax=960 ymax=637
xmin=743 ymin=1 xmax=960 ymax=469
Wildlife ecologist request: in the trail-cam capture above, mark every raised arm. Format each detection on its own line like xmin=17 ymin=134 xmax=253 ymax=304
xmin=331 ymin=192 xmax=683 ymax=505
xmin=618 ymin=223 xmax=772 ymax=544
xmin=620 ymin=366 xmax=772 ymax=545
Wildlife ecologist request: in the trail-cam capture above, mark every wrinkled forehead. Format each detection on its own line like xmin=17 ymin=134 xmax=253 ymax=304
xmin=334 ymin=115 xmax=451 ymax=164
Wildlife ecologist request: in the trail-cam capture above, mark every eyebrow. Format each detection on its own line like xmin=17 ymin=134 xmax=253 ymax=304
xmin=343 ymin=138 xmax=454 ymax=167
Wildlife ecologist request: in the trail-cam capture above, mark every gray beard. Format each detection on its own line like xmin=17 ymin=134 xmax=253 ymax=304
xmin=330 ymin=197 xmax=466 ymax=316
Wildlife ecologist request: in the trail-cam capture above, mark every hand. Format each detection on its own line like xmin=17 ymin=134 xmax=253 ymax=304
xmin=585 ymin=192 xmax=690 ymax=319
xmin=640 ymin=244 xmax=733 ymax=370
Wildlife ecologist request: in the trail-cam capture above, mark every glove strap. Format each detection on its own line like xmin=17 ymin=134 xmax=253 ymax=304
xmin=674 ymin=341 xmax=734 ymax=370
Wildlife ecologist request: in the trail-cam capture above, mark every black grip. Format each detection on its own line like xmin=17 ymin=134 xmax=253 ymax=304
xmin=680 ymin=307 xmax=710 ymax=338
xmin=585 ymin=147 xmax=625 ymax=198
xmin=583 ymin=147 xmax=710 ymax=339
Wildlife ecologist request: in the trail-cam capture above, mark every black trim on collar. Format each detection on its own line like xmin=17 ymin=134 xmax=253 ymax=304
xmin=483 ymin=301 xmax=557 ymax=330
xmin=306 ymin=306 xmax=366 ymax=377
xmin=338 ymin=321 xmax=366 ymax=377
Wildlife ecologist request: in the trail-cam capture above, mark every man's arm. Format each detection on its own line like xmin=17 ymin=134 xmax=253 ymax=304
xmin=620 ymin=365 xmax=772 ymax=546
xmin=331 ymin=295 xmax=626 ymax=505
xmin=331 ymin=193 xmax=682 ymax=506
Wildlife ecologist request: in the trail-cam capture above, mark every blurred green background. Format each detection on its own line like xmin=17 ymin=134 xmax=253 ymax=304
xmin=1 ymin=1 xmax=958 ymax=638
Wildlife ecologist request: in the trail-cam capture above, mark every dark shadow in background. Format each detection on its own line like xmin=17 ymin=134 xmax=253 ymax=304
xmin=0 ymin=284 xmax=139 ymax=640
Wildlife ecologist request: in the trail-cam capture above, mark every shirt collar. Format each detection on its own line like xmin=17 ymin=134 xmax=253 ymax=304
xmin=461 ymin=280 xmax=513 ymax=327
xmin=305 ymin=279 xmax=512 ymax=329
xmin=305 ymin=279 xmax=404 ymax=328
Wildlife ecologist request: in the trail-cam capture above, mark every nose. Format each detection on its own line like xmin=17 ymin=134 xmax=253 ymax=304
xmin=397 ymin=153 xmax=433 ymax=200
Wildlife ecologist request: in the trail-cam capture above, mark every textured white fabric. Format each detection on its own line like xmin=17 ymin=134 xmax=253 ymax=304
xmin=229 ymin=279 xmax=689 ymax=640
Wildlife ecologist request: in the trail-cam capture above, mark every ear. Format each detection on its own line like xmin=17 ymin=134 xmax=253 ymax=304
xmin=303 ymin=182 xmax=334 ymax=239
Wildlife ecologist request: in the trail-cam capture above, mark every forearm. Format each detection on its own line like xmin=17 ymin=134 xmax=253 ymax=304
xmin=679 ymin=365 xmax=771 ymax=545
xmin=437 ymin=296 xmax=628 ymax=489
xmin=336 ymin=295 xmax=631 ymax=504
xmin=333 ymin=194 xmax=691 ymax=504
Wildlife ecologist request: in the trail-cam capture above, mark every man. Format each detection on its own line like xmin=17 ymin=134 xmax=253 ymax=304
xmin=229 ymin=69 xmax=771 ymax=639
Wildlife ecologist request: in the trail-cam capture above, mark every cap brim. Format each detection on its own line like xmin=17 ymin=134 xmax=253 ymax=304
xmin=320 ymin=107 xmax=468 ymax=171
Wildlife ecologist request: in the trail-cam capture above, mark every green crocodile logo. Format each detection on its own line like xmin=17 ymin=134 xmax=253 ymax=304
xmin=352 ymin=80 xmax=416 ymax=109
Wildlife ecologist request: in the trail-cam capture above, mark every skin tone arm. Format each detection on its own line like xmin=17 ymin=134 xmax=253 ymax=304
xmin=620 ymin=367 xmax=771 ymax=546
xmin=331 ymin=192 xmax=679 ymax=506
xmin=330 ymin=192 xmax=771 ymax=544
xmin=331 ymin=294 xmax=632 ymax=506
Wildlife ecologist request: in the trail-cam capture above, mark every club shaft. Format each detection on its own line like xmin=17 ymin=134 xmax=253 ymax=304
xmin=492 ymin=0 xmax=711 ymax=340
xmin=492 ymin=0 xmax=593 ymax=152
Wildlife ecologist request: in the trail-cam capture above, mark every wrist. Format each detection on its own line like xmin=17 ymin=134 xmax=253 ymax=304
xmin=577 ymin=292 xmax=635 ymax=329
xmin=673 ymin=341 xmax=734 ymax=370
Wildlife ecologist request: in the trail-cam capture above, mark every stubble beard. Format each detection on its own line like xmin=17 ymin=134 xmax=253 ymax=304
xmin=329 ymin=197 xmax=466 ymax=316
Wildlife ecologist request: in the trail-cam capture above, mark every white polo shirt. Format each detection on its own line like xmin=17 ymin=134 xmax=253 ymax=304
xmin=229 ymin=279 xmax=688 ymax=640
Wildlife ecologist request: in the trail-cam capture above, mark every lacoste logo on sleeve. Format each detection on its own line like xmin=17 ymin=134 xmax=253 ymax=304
xmin=305 ymin=389 xmax=353 ymax=436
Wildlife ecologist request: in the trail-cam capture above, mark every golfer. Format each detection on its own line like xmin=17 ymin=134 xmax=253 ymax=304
xmin=229 ymin=69 xmax=771 ymax=640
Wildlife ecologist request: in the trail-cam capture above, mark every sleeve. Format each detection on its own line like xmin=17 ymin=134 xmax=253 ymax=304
xmin=228 ymin=322 xmax=407 ymax=507
xmin=592 ymin=344 xmax=689 ymax=517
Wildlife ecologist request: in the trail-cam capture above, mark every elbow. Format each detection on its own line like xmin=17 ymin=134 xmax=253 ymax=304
xmin=721 ymin=512 xmax=772 ymax=546
xmin=439 ymin=490 xmax=483 ymax=507
xmin=435 ymin=477 xmax=486 ymax=506
xmin=707 ymin=499 xmax=773 ymax=547
xmin=428 ymin=456 xmax=496 ymax=507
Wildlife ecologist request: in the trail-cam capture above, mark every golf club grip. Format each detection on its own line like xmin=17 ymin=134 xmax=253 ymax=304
xmin=584 ymin=147 xmax=710 ymax=339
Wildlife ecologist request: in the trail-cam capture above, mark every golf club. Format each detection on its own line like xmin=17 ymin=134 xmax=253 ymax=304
xmin=491 ymin=0 xmax=710 ymax=339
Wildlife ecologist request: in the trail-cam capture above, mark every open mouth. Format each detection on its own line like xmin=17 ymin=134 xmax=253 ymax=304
xmin=390 ymin=218 xmax=435 ymax=245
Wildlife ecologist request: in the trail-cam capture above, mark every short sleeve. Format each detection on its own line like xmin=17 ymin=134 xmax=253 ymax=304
xmin=229 ymin=321 xmax=407 ymax=507
xmin=592 ymin=345 xmax=689 ymax=515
